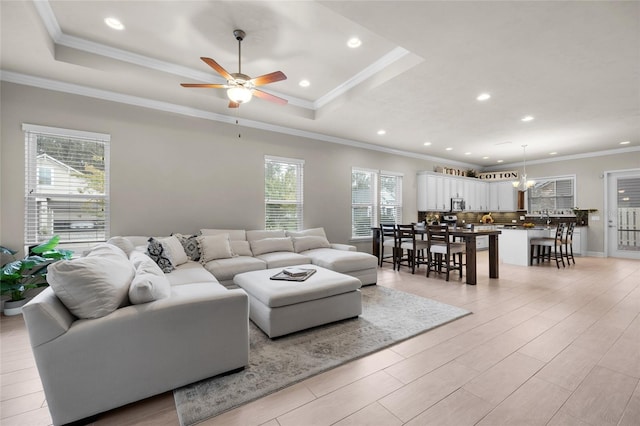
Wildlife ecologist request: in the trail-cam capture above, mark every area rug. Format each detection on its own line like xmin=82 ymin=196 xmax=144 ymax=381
xmin=174 ymin=285 xmax=471 ymax=426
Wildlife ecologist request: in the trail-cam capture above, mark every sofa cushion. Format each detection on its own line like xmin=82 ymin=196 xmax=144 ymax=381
xmin=246 ymin=229 xmax=286 ymax=241
xmin=200 ymin=229 xmax=247 ymax=241
xmin=302 ymin=248 xmax=378 ymax=273
xmin=286 ymin=227 xmax=327 ymax=239
xmin=172 ymin=233 xmax=201 ymax=261
xmin=231 ymin=240 xmax=253 ymax=257
xmin=47 ymin=244 xmax=135 ymax=319
xmin=158 ymin=236 xmax=189 ymax=266
xmin=167 ymin=261 xmax=220 ymax=286
xmin=129 ymin=256 xmax=171 ymax=304
xmin=197 ymin=234 xmax=234 ymax=263
xmin=254 ymin=251 xmax=312 ymax=269
xmin=203 ymin=256 xmax=266 ymax=282
xmin=106 ymin=236 xmax=135 ymax=257
xmin=250 ymin=237 xmax=294 ymax=256
xmin=292 ymin=236 xmax=331 ymax=253
xmin=147 ymin=237 xmax=175 ymax=273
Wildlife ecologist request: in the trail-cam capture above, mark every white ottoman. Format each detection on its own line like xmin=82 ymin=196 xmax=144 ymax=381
xmin=233 ymin=265 xmax=362 ymax=338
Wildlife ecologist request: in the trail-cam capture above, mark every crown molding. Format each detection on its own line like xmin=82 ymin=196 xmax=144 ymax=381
xmin=31 ymin=0 xmax=415 ymax=113
xmin=1 ymin=70 xmax=478 ymax=169
xmin=488 ymin=146 xmax=640 ymax=170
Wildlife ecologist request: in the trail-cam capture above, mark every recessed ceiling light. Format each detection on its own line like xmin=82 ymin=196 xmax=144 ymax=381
xmin=465 ymin=152 xmax=472 ymax=155
xmin=104 ymin=17 xmax=124 ymax=30
xmin=521 ymin=115 xmax=535 ymax=122
xmin=620 ymin=141 xmax=630 ymax=145
xmin=298 ymin=79 xmax=310 ymax=87
xmin=476 ymin=93 xmax=491 ymax=101
xmin=497 ymin=160 xmax=504 ymax=163
xmin=347 ymin=37 xmax=362 ymax=48
xmin=377 ymin=129 xmax=386 ymax=135
xmin=483 ymin=156 xmax=489 ymax=159
xmin=549 ymin=152 xmax=557 ymax=155
xmin=423 ymin=142 xmax=432 ymax=146
xmin=445 ymin=147 xmax=453 ymax=151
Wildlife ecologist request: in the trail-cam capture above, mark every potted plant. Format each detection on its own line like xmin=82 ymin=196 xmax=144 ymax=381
xmin=1 ymin=235 xmax=73 ymax=316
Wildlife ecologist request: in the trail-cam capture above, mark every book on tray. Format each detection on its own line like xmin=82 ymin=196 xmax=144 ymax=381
xmin=270 ymin=267 xmax=316 ymax=281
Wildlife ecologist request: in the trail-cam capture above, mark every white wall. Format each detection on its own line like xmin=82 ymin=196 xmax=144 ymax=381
xmin=2 ymin=82 xmax=638 ymax=256
xmin=0 ymin=82 xmax=440 ymax=254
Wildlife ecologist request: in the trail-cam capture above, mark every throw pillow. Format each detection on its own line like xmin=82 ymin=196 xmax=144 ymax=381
xmin=249 ymin=237 xmax=294 ymax=256
xmin=172 ymin=233 xmax=201 ymax=261
xmin=47 ymin=244 xmax=135 ymax=319
xmin=147 ymin=237 xmax=175 ymax=273
xmin=230 ymin=240 xmax=253 ymax=257
xmin=129 ymin=258 xmax=171 ymax=304
xmin=106 ymin=236 xmax=135 ymax=257
xmin=158 ymin=235 xmax=189 ymax=266
xmin=292 ymin=235 xmax=331 ymax=253
xmin=197 ymin=234 xmax=234 ymax=264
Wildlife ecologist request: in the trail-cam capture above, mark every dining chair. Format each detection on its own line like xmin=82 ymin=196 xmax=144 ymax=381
xmin=426 ymin=225 xmax=465 ymax=281
xmin=379 ymin=223 xmax=397 ymax=269
xmin=562 ymin=222 xmax=576 ymax=265
xmin=397 ymin=224 xmax=429 ymax=274
xmin=529 ymin=223 xmax=565 ymax=268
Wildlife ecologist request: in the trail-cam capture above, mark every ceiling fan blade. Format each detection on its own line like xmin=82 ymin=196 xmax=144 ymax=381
xmin=250 ymin=71 xmax=287 ymax=86
xmin=252 ymin=88 xmax=288 ymax=105
xmin=228 ymin=100 xmax=240 ymax=108
xmin=200 ymin=57 xmax=233 ymax=81
xmin=180 ymin=83 xmax=227 ymax=88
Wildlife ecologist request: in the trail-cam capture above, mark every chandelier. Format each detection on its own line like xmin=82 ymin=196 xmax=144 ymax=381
xmin=512 ymin=144 xmax=535 ymax=190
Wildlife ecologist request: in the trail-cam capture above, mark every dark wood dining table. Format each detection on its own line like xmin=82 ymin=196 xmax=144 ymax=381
xmin=370 ymin=226 xmax=501 ymax=285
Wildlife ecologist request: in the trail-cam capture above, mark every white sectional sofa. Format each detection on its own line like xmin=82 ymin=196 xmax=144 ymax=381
xmin=21 ymin=227 xmax=377 ymax=425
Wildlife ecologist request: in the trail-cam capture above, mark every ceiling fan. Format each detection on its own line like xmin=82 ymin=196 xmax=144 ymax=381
xmin=181 ymin=29 xmax=287 ymax=108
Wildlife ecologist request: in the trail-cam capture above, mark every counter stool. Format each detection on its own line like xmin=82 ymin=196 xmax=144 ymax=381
xmin=562 ymin=222 xmax=576 ymax=265
xmin=530 ymin=223 xmax=565 ymax=268
xmin=397 ymin=224 xmax=429 ymax=274
xmin=426 ymin=225 xmax=465 ymax=281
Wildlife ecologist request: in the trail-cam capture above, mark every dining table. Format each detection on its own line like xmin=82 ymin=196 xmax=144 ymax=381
xmin=370 ymin=226 xmax=502 ymax=285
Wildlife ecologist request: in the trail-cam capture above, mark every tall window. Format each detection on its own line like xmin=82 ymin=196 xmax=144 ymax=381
xmin=24 ymin=124 xmax=110 ymax=246
xmin=264 ymin=155 xmax=304 ymax=230
xmin=528 ymin=176 xmax=575 ymax=213
xmin=351 ymin=167 xmax=403 ymax=238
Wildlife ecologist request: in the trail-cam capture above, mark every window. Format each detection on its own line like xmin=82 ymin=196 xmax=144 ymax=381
xmin=351 ymin=168 xmax=403 ymax=238
xmin=264 ymin=155 xmax=304 ymax=230
xmin=38 ymin=167 xmax=52 ymax=186
xmin=528 ymin=176 xmax=575 ymax=213
xmin=24 ymin=124 xmax=110 ymax=246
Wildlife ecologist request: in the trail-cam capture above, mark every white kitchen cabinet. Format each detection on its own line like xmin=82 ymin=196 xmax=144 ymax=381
xmin=489 ymin=181 xmax=517 ymax=211
xmin=417 ymin=172 xmax=439 ymax=211
xmin=418 ymin=171 xmax=492 ymax=212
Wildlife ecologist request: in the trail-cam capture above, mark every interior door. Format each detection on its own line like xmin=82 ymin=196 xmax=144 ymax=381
xmin=606 ymin=170 xmax=640 ymax=259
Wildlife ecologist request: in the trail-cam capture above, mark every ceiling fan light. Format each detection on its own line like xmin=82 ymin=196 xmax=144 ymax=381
xmin=227 ymin=86 xmax=252 ymax=104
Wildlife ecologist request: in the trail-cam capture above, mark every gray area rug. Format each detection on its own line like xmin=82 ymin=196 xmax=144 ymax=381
xmin=174 ymin=285 xmax=471 ymax=426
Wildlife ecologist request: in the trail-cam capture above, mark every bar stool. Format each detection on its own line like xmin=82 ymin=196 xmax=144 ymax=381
xmin=530 ymin=223 xmax=565 ymax=268
xmin=562 ymin=222 xmax=576 ymax=265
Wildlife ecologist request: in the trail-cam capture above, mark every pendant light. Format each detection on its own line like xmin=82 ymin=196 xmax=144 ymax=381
xmin=512 ymin=144 xmax=535 ymax=190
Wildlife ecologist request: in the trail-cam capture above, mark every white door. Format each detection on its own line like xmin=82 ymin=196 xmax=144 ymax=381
xmin=606 ymin=170 xmax=640 ymax=259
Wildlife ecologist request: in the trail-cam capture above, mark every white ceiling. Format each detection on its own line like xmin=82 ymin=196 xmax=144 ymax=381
xmin=2 ymin=0 xmax=639 ymax=168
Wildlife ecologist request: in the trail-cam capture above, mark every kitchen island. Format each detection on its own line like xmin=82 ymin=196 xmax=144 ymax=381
xmin=499 ymin=227 xmax=554 ymax=266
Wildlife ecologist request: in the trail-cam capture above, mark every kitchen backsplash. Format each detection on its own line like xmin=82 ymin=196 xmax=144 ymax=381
xmin=417 ymin=211 xmax=586 ymax=226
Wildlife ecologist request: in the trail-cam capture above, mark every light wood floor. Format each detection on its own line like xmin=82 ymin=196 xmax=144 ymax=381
xmin=2 ymin=253 xmax=639 ymax=426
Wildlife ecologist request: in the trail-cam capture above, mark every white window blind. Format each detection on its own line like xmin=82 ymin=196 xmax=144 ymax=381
xmin=351 ymin=168 xmax=403 ymax=238
xmin=379 ymin=171 xmax=403 ymax=225
xmin=23 ymin=124 xmax=110 ymax=246
xmin=352 ymin=168 xmax=377 ymax=238
xmin=265 ymin=155 xmax=304 ymax=230
xmin=528 ymin=176 xmax=575 ymax=213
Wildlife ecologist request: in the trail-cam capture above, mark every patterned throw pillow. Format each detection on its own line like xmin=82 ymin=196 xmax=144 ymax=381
xmin=147 ymin=237 xmax=174 ymax=273
xmin=172 ymin=233 xmax=200 ymax=261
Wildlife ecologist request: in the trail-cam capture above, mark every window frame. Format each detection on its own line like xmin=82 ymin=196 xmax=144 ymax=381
xmin=264 ymin=155 xmax=304 ymax=231
xmin=527 ymin=174 xmax=576 ymax=213
xmin=23 ymin=123 xmax=110 ymax=248
xmin=351 ymin=167 xmax=403 ymax=240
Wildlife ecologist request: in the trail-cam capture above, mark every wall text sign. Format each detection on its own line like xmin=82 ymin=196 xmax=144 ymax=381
xmin=477 ymin=171 xmax=519 ymax=181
